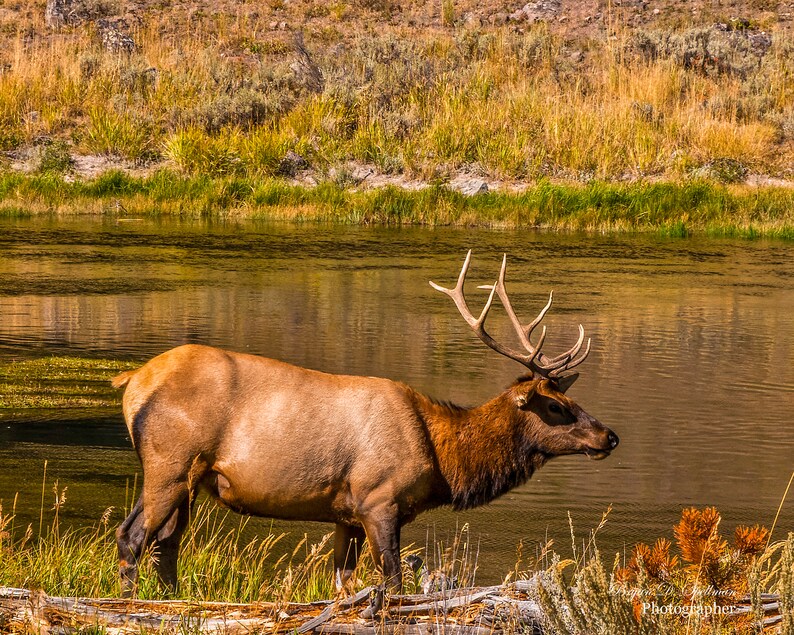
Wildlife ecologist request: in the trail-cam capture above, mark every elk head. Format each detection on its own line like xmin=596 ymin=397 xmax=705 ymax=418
xmin=430 ymin=251 xmax=619 ymax=461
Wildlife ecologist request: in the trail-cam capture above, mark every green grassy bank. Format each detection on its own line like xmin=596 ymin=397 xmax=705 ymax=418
xmin=1 ymin=170 xmax=793 ymax=238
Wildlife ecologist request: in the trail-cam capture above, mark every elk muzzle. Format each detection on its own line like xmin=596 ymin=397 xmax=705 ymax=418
xmin=581 ymin=420 xmax=619 ymax=460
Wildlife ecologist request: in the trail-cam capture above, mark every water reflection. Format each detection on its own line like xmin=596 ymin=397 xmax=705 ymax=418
xmin=0 ymin=217 xmax=792 ymax=581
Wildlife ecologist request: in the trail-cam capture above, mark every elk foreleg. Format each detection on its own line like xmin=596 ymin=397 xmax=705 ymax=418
xmin=334 ymin=523 xmax=366 ymax=593
xmin=360 ymin=508 xmax=401 ymax=618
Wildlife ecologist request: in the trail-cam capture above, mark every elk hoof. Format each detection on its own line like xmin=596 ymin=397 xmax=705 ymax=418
xmin=119 ymin=564 xmax=138 ymax=598
xmin=360 ymin=585 xmax=385 ymax=619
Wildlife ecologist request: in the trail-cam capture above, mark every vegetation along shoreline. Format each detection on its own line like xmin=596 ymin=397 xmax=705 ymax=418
xmin=1 ymin=170 xmax=794 ymax=238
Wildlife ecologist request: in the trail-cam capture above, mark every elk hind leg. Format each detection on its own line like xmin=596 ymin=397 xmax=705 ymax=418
xmin=153 ymin=496 xmax=193 ymax=593
xmin=117 ymin=480 xmax=193 ymax=597
xmin=334 ymin=523 xmax=366 ymax=593
xmin=360 ymin=509 xmax=401 ymax=618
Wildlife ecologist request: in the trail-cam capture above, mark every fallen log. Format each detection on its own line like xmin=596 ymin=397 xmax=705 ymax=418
xmin=0 ymin=585 xmax=782 ymax=634
xmin=0 ymin=584 xmax=546 ymax=634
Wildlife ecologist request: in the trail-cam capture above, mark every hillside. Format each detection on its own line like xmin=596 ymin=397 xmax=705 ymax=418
xmin=0 ymin=0 xmax=793 ymax=190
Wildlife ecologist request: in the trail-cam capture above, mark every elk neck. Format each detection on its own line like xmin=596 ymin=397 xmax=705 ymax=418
xmin=408 ymin=388 xmax=549 ymax=511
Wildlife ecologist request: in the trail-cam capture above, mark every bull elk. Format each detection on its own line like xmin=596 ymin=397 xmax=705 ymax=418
xmin=113 ymin=251 xmax=618 ymax=603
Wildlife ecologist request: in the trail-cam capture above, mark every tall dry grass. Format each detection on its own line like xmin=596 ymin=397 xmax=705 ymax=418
xmin=0 ymin=12 xmax=792 ymax=182
xmin=1 ymin=490 xmax=792 ymax=634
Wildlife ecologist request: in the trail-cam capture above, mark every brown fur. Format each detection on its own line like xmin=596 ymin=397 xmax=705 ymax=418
xmin=110 ymin=370 xmax=135 ymax=389
xmin=113 ymin=344 xmax=618 ymax=598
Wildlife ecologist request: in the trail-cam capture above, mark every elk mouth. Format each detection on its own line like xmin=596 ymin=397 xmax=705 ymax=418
xmin=584 ymin=447 xmax=611 ymax=460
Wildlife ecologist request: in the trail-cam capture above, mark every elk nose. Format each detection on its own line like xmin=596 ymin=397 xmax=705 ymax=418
xmin=607 ymin=431 xmax=620 ymax=449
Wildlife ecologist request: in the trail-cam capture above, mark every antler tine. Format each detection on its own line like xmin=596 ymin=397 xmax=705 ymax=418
xmin=489 ymin=254 xmax=549 ymax=367
xmin=430 ymin=250 xmax=498 ymax=329
xmin=525 ymin=291 xmax=554 ymax=340
xmin=543 ymin=324 xmax=586 ymax=366
xmin=432 ymin=251 xmax=594 ymax=379
xmin=548 ymin=337 xmax=592 ymax=377
xmin=430 ymin=252 xmax=542 ymax=368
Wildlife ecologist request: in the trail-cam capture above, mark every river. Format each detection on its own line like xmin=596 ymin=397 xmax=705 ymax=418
xmin=0 ymin=217 xmax=792 ymax=582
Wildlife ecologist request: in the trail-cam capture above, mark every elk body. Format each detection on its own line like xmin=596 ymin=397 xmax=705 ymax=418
xmin=113 ymin=252 xmax=619 ymax=599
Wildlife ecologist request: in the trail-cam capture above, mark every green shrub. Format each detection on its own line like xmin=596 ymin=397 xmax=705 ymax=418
xmin=164 ymin=129 xmax=241 ymax=176
xmin=37 ymin=140 xmax=75 ymax=175
xmin=84 ymin=108 xmax=157 ymax=162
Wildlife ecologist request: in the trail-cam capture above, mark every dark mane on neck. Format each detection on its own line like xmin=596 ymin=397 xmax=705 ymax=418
xmin=409 ymin=389 xmax=547 ymax=512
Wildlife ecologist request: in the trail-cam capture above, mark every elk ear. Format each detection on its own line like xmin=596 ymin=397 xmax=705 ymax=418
xmin=556 ymin=373 xmax=579 ymax=394
xmin=515 ymin=384 xmax=537 ymax=408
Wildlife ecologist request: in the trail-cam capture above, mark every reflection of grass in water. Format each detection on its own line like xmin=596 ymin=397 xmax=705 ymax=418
xmin=0 ymin=357 xmax=137 ymax=414
xmin=1 ymin=171 xmax=793 ymax=238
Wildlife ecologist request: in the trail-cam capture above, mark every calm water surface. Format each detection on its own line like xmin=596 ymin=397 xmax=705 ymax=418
xmin=0 ymin=217 xmax=792 ymax=582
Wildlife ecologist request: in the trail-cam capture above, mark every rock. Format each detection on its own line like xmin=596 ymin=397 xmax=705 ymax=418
xmin=490 ymin=12 xmax=508 ymax=26
xmin=692 ymin=158 xmax=748 ymax=183
xmin=47 ymin=0 xmax=121 ymax=29
xmin=96 ymin=19 xmax=136 ymax=53
xmin=462 ymin=13 xmax=481 ymax=27
xmin=521 ymin=0 xmax=561 ymax=23
xmin=45 ymin=0 xmax=70 ymax=28
xmin=509 ymin=8 xmax=527 ymax=22
xmin=451 ymin=177 xmax=489 ymax=196
xmin=278 ymin=151 xmax=309 ymax=177
xmin=747 ymin=31 xmax=773 ymax=55
xmin=351 ymin=165 xmax=374 ymax=184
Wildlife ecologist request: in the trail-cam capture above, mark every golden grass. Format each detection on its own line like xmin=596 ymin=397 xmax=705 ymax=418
xmin=0 ymin=15 xmax=791 ymax=183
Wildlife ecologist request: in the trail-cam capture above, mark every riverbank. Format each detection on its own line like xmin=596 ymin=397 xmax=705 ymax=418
xmin=1 ymin=1 xmax=793 ymax=215
xmin=2 ymin=170 xmax=794 ymax=238
xmin=0 ymin=493 xmax=791 ymax=633
xmin=1 ymin=1 xmax=792 ymax=238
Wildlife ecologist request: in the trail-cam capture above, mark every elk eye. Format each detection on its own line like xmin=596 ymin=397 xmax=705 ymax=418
xmin=548 ymin=402 xmax=563 ymax=415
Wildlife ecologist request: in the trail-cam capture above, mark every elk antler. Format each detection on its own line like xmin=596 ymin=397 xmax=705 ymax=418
xmin=429 ymin=251 xmax=591 ymax=378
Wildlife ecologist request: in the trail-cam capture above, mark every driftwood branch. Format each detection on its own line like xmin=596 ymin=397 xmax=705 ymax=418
xmin=0 ymin=584 xmax=544 ymax=634
xmin=0 ymin=585 xmax=782 ymax=634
